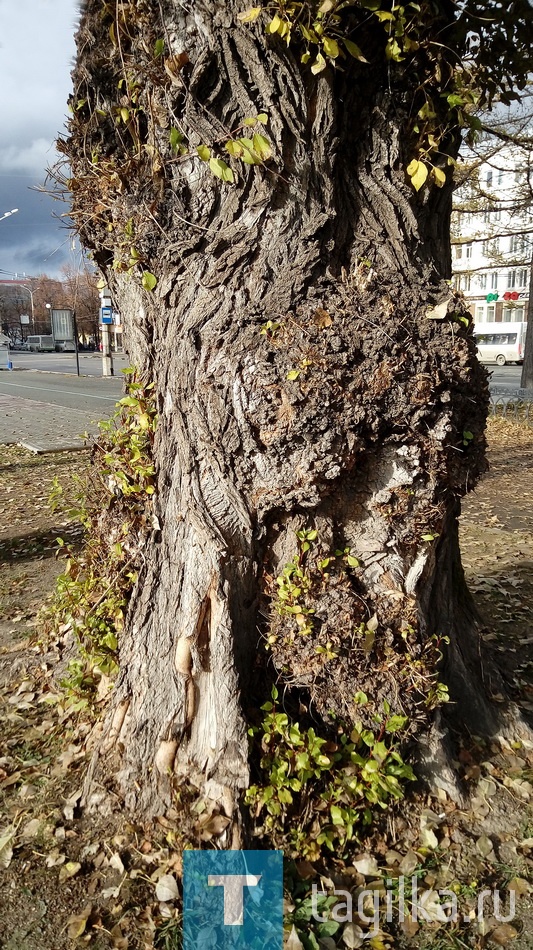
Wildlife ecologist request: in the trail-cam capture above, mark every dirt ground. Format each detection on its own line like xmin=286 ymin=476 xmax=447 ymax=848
xmin=1 ymin=420 xmax=533 ymax=949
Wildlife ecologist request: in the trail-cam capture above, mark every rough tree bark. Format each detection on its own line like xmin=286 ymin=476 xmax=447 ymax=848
xmin=66 ymin=0 xmax=529 ymax=825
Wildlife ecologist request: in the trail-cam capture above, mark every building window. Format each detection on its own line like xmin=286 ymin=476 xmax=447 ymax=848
xmin=455 ymin=244 xmax=463 ymax=260
xmin=497 ymin=170 xmax=504 ymax=185
xmin=510 ymin=234 xmax=526 ymax=255
xmin=461 ymin=274 xmax=471 ymax=291
xmin=490 ymin=272 xmax=498 ymax=289
xmin=515 ymin=306 xmax=525 ymax=322
xmin=486 ymin=170 xmax=493 ymax=187
xmin=482 ymin=239 xmax=490 ymax=256
xmin=476 ymin=306 xmax=485 ymax=322
xmin=507 ymin=269 xmax=529 ymax=290
xmin=465 ymin=242 xmax=473 ymax=259
xmin=493 ymin=209 xmax=502 ymax=222
xmin=478 ymin=273 xmax=488 ymax=290
xmin=486 ymin=305 xmax=495 ymax=321
xmin=483 ymin=209 xmax=491 ymax=224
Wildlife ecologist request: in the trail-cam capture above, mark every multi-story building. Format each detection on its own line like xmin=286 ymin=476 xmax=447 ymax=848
xmin=451 ymin=143 xmax=532 ymax=327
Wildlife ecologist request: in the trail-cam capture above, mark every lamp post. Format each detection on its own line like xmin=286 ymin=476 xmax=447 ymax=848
xmin=0 ymin=209 xmax=18 ymax=224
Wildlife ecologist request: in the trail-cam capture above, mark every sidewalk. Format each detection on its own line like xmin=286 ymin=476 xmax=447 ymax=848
xmin=0 ymin=392 xmax=100 ymax=452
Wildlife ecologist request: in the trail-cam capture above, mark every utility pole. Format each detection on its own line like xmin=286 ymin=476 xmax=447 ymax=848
xmin=99 ymin=288 xmax=114 ymax=377
xmin=520 ymin=249 xmax=533 ymax=391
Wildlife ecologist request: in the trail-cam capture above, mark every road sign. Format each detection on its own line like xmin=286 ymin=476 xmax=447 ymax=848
xmin=101 ymin=306 xmax=113 ymax=325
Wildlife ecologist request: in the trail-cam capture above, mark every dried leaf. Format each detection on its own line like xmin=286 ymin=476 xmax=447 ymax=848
xmin=476 ymin=834 xmax=494 ymax=858
xmin=285 ymin=925 xmax=304 ymax=948
xmin=155 ymin=873 xmax=180 ymax=902
xmin=342 ymin=922 xmax=365 ymax=948
xmin=353 ymin=854 xmax=379 ymax=876
xmin=0 ymin=829 xmax=14 ymax=869
xmin=491 ymin=923 xmax=519 ymax=945
xmin=59 ymin=861 xmax=82 ymax=883
xmin=66 ymin=905 xmax=92 ymax=939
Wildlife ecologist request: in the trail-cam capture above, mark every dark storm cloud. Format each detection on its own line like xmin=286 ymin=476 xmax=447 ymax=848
xmin=0 ymin=0 xmax=80 ymax=278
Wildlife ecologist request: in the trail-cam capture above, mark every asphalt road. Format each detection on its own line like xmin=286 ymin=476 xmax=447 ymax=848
xmin=0 ymin=370 xmax=123 ymax=413
xmin=7 ymin=351 xmax=131 ymax=377
xmin=485 ymin=364 xmax=524 ymax=390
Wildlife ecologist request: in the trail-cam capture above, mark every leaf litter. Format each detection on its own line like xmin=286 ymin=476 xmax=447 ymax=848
xmin=0 ymin=425 xmax=533 ymax=947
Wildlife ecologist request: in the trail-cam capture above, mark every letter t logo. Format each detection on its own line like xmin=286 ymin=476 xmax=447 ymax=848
xmin=208 ymin=874 xmax=262 ymax=925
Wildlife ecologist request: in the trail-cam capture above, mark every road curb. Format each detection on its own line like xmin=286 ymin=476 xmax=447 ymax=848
xmin=19 ymin=440 xmax=91 ymax=455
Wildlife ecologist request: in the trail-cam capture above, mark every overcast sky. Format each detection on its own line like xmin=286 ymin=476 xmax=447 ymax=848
xmin=0 ymin=0 xmax=80 ymax=280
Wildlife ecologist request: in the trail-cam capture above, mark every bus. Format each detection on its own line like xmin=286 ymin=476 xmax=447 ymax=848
xmin=473 ymin=321 xmax=527 ymax=366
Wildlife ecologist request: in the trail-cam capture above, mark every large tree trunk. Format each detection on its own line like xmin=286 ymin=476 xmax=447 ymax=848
xmin=67 ymin=1 xmax=516 ymax=823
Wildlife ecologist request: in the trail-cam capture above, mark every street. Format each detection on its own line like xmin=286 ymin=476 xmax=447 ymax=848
xmin=7 ymin=351 xmax=131 ymax=378
xmin=485 ymin=363 xmax=524 ymax=390
xmin=0 ymin=370 xmax=122 ymax=414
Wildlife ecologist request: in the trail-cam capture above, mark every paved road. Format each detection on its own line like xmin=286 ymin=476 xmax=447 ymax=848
xmin=486 ymin=364 xmax=523 ymax=390
xmin=0 ymin=371 xmax=123 ymax=451
xmin=0 ymin=372 xmax=122 ymax=413
xmin=8 ymin=351 xmax=131 ymax=377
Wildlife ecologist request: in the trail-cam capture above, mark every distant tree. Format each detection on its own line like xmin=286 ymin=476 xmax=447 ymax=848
xmin=63 ymin=0 xmax=533 ymax=836
xmin=61 ymin=263 xmax=100 ymax=342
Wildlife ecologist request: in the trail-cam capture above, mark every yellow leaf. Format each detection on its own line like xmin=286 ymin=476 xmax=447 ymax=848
xmin=432 ymin=166 xmax=446 ymax=187
xmin=407 ymin=159 xmax=428 ymax=191
xmin=267 ymin=14 xmax=282 ymax=33
xmin=311 ymin=53 xmax=327 ymax=74
xmin=323 ymin=36 xmax=339 ymax=58
xmin=237 ymin=6 xmax=262 ymax=22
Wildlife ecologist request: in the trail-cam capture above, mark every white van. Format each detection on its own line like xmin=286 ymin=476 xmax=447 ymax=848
xmin=26 ymin=335 xmax=55 ymax=352
xmin=473 ymin=321 xmax=527 ymax=366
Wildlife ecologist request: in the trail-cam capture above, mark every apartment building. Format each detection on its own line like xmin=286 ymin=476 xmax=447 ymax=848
xmin=451 ymin=145 xmax=532 ymax=326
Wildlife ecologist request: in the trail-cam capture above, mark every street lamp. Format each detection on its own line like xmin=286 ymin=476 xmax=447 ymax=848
xmin=0 ymin=209 xmax=18 ymax=224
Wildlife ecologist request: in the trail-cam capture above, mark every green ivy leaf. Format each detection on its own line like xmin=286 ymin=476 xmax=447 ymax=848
xmin=323 ymin=36 xmax=340 ymax=58
xmin=154 ymin=38 xmax=165 ymax=58
xmin=197 ymin=144 xmax=211 ymax=162
xmin=342 ymin=37 xmax=368 ymax=62
xmin=209 ymin=157 xmax=235 ymax=182
xmin=252 ymin=133 xmax=272 ymax=161
xmin=142 ymin=271 xmax=157 ymax=292
xmin=169 ymin=127 xmax=184 ymax=151
xmin=386 ymin=714 xmax=409 ymax=733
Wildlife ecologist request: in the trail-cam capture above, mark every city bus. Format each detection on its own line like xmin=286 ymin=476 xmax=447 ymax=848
xmin=473 ymin=321 xmax=527 ymax=366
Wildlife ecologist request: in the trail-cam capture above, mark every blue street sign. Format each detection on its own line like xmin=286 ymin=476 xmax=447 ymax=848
xmin=101 ymin=306 xmax=113 ymax=325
